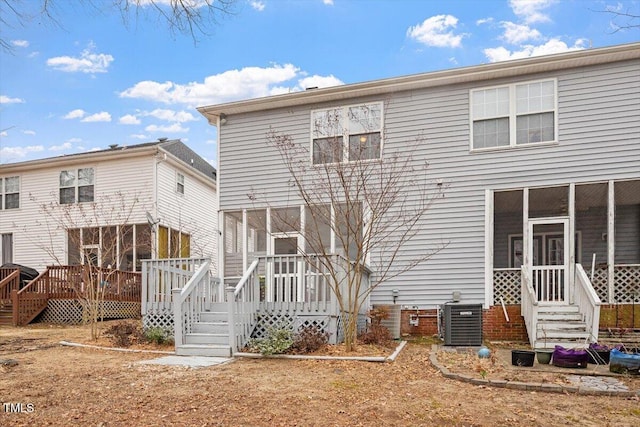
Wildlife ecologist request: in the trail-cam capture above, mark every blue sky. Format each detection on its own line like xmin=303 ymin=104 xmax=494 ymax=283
xmin=1 ymin=0 xmax=638 ymax=166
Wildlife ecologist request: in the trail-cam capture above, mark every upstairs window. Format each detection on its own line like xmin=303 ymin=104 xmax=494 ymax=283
xmin=1 ymin=176 xmax=20 ymax=209
xmin=176 ymin=172 xmax=185 ymax=194
xmin=60 ymin=168 xmax=94 ymax=204
xmin=471 ymin=79 xmax=556 ymax=150
xmin=311 ymin=102 xmax=382 ymax=164
xmin=0 ymin=176 xmax=20 ymax=209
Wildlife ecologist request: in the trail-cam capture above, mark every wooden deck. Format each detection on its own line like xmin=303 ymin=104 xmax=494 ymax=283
xmin=0 ymin=265 xmax=141 ymax=326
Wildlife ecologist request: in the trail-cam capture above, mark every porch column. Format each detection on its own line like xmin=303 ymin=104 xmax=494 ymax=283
xmin=219 ymin=211 xmax=225 ymax=281
xmin=484 ymin=189 xmax=494 ymax=309
xmin=568 ymin=183 xmax=576 ymax=304
xmin=242 ymin=209 xmax=248 ymax=272
xmin=522 ymin=188 xmax=529 ymax=268
xmin=608 ymin=180 xmax=615 ymax=303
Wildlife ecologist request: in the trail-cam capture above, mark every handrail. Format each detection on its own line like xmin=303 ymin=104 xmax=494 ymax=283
xmin=172 ymin=260 xmax=215 ymax=346
xmin=228 ymin=259 xmax=260 ymax=353
xmin=13 ymin=269 xmax=50 ymax=326
xmin=0 ymin=269 xmax=20 ymax=303
xmin=520 ymin=265 xmax=538 ymax=348
xmin=574 ymin=263 xmax=601 ymax=343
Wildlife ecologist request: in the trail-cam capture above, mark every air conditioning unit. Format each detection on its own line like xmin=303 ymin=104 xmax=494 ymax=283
xmin=443 ymin=303 xmax=483 ymax=346
xmin=372 ymin=304 xmax=401 ymax=339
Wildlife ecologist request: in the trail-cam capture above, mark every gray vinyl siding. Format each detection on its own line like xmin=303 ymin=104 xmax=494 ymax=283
xmin=218 ymin=58 xmax=640 ymax=309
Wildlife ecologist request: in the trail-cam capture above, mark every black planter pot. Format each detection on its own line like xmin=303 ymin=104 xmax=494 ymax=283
xmin=512 ymin=350 xmax=535 ymax=367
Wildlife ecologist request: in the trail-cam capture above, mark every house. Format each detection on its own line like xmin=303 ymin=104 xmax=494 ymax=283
xmin=0 ymin=138 xmax=217 ymax=325
xmin=153 ymin=43 xmax=639 ymax=357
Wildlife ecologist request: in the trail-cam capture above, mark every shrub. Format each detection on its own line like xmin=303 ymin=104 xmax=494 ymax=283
xmin=358 ymin=307 xmax=393 ymax=346
xmin=290 ymin=325 xmax=329 ymax=354
xmin=104 ymin=321 xmax=143 ymax=347
xmin=250 ymin=325 xmax=294 ymax=356
xmin=144 ymin=327 xmax=174 ymax=345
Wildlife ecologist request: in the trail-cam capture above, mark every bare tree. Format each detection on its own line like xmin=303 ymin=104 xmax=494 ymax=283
xmin=27 ymin=190 xmax=151 ymax=340
xmin=261 ymin=104 xmax=447 ymax=351
xmin=1 ymin=0 xmax=238 ymax=51
xmin=592 ymin=5 xmax=640 ymax=32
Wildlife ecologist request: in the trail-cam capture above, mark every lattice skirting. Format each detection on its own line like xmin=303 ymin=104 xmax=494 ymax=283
xmin=142 ymin=309 xmax=174 ymax=335
xmin=39 ymin=299 xmax=141 ymax=324
xmin=251 ymin=311 xmax=342 ymax=343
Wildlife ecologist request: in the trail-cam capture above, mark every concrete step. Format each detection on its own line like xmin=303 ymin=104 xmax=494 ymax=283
xmin=191 ymin=322 xmax=229 ymax=334
xmin=176 ymin=344 xmax=232 ymax=358
xmin=199 ymin=311 xmax=228 ymax=323
xmin=184 ymin=332 xmax=229 ymax=345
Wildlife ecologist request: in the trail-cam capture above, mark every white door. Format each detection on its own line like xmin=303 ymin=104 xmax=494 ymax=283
xmin=268 ymin=233 xmax=304 ymax=302
xmin=528 ymin=218 xmax=569 ymax=304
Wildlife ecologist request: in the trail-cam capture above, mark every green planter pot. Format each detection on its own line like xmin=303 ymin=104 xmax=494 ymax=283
xmin=536 ymin=350 xmax=553 ymax=364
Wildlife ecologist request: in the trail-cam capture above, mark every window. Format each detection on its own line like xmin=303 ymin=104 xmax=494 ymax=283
xmin=471 ymin=79 xmax=556 ymax=150
xmin=1 ymin=233 xmax=12 ymax=264
xmin=1 ymin=176 xmax=20 ymax=209
xmin=60 ymin=168 xmax=94 ymax=204
xmin=176 ymin=172 xmax=185 ymax=194
xmin=311 ymin=102 xmax=382 ymax=164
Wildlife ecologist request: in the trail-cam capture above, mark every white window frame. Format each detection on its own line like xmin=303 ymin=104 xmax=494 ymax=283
xmin=310 ymin=101 xmax=384 ymax=165
xmin=59 ymin=167 xmax=95 ymax=204
xmin=1 ymin=176 xmax=20 ymax=210
xmin=470 ymin=78 xmax=558 ymax=152
xmin=176 ymin=172 xmax=185 ymax=195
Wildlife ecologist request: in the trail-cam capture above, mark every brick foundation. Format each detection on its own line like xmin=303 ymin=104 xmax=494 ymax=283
xmin=399 ymin=305 xmax=528 ymax=342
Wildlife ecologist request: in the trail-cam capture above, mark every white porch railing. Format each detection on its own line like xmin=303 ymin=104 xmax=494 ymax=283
xmin=172 ymin=260 xmax=222 ymax=347
xmin=227 ymin=259 xmax=261 ymax=352
xmin=521 ymin=265 xmax=538 ymax=348
xmin=532 ymin=265 xmax=566 ymax=303
xmin=574 ymin=263 xmax=601 ymax=343
xmin=141 ymin=257 xmax=210 ymax=315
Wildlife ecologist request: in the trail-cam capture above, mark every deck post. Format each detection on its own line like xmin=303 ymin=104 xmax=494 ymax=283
xmin=226 ymin=286 xmax=236 ymax=354
xmin=172 ymin=287 xmax=182 ymax=346
xmin=607 ymin=180 xmax=615 ymax=303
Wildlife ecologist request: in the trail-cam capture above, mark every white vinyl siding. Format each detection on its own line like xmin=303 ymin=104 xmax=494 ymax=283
xmin=471 ymin=79 xmax=557 ymax=150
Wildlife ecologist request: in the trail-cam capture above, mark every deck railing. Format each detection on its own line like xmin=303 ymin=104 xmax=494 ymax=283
xmin=520 ymin=265 xmax=538 ymax=348
xmin=574 ymin=263 xmax=601 ymax=343
xmin=13 ymin=269 xmax=51 ymax=326
xmin=141 ymin=258 xmax=209 ymax=315
xmin=228 ymin=259 xmax=261 ymax=352
xmin=0 ymin=268 xmax=20 ymax=305
xmin=172 ymin=260 xmax=221 ymax=346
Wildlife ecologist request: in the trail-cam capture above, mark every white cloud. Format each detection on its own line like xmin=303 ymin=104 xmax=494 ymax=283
xmin=67 ymin=137 xmax=83 ymax=144
xmin=0 ymin=131 xmax=7 ymax=137
xmin=407 ymin=15 xmax=465 ymax=48
xmin=250 ymin=1 xmax=265 ymax=11
xmin=483 ymin=38 xmax=587 ymax=62
xmin=205 ymin=139 xmax=216 ymax=145
xmin=49 ymin=142 xmax=73 ymax=151
xmin=130 ymin=134 xmax=148 ymax=140
xmin=119 ymin=63 xmax=332 ymax=106
xmin=47 ymin=42 xmax=114 ymax=73
xmin=11 ymin=40 xmax=29 ymax=48
xmin=0 ymin=145 xmax=45 ymax=161
xmin=509 ymin=0 xmax=555 ymax=24
xmin=501 ymin=21 xmax=542 ymax=44
xmin=64 ymin=109 xmax=86 ymax=119
xmin=81 ymin=112 xmax=112 ymax=122
xmin=0 ymin=95 xmax=25 ymax=104
xmin=296 ymin=75 xmax=344 ymax=91
xmin=143 ymin=109 xmax=198 ymax=123
xmin=23 ymin=130 xmax=36 ymax=136
xmin=119 ymin=114 xmax=141 ymax=125
xmin=476 ymin=17 xmax=494 ymax=25
xmin=323 ymin=0 xmax=334 ymax=5
xmin=145 ymin=123 xmax=189 ymax=133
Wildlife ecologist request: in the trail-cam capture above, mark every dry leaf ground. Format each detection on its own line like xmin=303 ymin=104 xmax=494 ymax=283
xmin=1 ymin=321 xmax=639 ymax=427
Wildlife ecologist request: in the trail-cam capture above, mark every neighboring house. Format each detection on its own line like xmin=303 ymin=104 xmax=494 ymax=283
xmin=187 ymin=42 xmax=640 ymax=355
xmin=0 ymin=139 xmax=217 ymax=274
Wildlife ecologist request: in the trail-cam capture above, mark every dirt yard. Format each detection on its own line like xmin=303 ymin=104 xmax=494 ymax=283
xmin=1 ymin=322 xmax=639 ymax=426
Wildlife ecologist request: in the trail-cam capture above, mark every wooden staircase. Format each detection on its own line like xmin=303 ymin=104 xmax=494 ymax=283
xmin=0 ymin=301 xmax=13 ymax=326
xmin=175 ymin=302 xmax=233 ymax=357
xmin=534 ymin=305 xmax=591 ymax=349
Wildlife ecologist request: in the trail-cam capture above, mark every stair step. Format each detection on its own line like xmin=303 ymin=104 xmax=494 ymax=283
xmin=537 ymin=313 xmax=583 ymax=322
xmin=537 ymin=321 xmax=587 ymax=331
xmin=184 ymin=332 xmax=229 ymax=345
xmin=199 ymin=312 xmax=228 ymax=323
xmin=191 ymin=322 xmax=229 ymax=334
xmin=538 ymin=305 xmax=580 ymax=313
xmin=538 ymin=329 xmax=590 ymax=339
xmin=176 ymin=344 xmax=232 ymax=358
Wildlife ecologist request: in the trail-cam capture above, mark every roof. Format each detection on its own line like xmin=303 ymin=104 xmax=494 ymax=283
xmin=0 ymin=139 xmax=216 ymax=181
xmin=197 ymin=42 xmax=640 ymax=123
